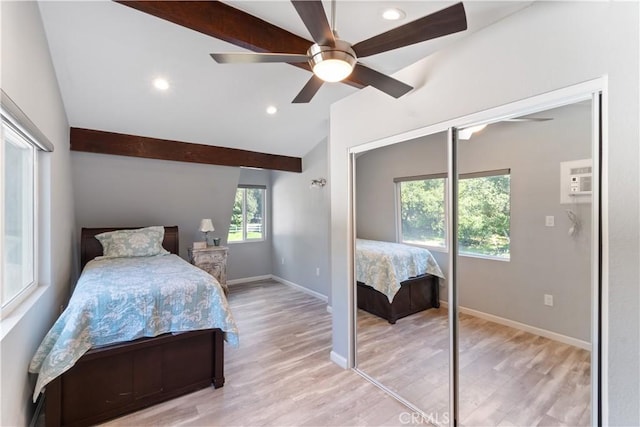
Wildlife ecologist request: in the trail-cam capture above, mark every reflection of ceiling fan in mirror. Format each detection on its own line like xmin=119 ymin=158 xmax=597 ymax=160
xmin=459 ymin=117 xmax=553 ymax=140
xmin=503 ymin=117 xmax=553 ymax=123
xmin=210 ymin=1 xmax=468 ymax=103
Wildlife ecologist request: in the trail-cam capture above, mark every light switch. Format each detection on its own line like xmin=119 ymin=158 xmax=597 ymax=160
xmin=545 ymin=216 xmax=555 ymax=227
xmin=544 ymin=294 xmax=554 ymax=306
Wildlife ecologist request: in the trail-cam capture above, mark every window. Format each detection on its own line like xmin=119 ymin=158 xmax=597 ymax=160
xmin=395 ymin=170 xmax=510 ymax=259
xmin=396 ymin=174 xmax=447 ymax=249
xmin=458 ymin=171 xmax=511 ymax=259
xmin=228 ymin=186 xmax=266 ymax=243
xmin=2 ymin=113 xmax=37 ymax=311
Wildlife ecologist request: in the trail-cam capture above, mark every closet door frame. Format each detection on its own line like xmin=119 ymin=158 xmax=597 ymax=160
xmin=349 ymin=77 xmax=607 ymax=427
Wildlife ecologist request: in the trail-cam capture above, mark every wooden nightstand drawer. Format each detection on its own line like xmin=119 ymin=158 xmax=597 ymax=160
xmin=188 ymin=246 xmax=229 ymax=296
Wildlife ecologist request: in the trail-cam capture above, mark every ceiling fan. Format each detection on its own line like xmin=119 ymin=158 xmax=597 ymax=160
xmin=210 ymin=1 xmax=468 ymax=103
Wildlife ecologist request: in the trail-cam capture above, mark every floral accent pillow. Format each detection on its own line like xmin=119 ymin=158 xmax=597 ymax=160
xmin=96 ymin=226 xmax=170 ymax=259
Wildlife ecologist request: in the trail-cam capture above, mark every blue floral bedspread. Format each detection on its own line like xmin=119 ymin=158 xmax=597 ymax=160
xmin=29 ymin=254 xmax=239 ymax=401
xmin=356 ymin=239 xmax=445 ymax=303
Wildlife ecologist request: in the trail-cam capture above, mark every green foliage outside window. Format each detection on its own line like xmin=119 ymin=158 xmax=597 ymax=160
xmin=228 ymin=187 xmax=265 ymax=242
xmin=399 ymin=179 xmax=446 ymax=247
xmin=458 ymin=175 xmax=510 ymax=258
xmin=398 ymin=173 xmax=510 ymax=259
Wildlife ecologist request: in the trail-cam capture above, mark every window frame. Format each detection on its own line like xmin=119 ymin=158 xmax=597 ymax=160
xmin=1 ymin=110 xmax=40 ymax=317
xmin=394 ymin=172 xmax=449 ymax=252
xmin=457 ymin=169 xmax=511 ymax=261
xmin=394 ymin=169 xmax=511 ymax=260
xmin=227 ymin=185 xmax=267 ymax=244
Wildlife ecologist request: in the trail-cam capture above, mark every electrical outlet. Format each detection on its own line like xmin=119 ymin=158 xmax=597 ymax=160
xmin=544 ymin=294 xmax=554 ymax=306
xmin=281 ymin=257 xmax=285 ymax=265
xmin=316 ymin=267 xmax=320 ymax=276
xmin=545 ymin=216 xmax=555 ymax=227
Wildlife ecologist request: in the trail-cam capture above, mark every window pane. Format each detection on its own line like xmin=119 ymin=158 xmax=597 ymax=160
xmin=245 ymin=188 xmax=264 ymax=240
xmin=458 ymin=174 xmax=510 ymax=258
xmin=3 ymin=125 xmax=35 ymax=306
xmin=228 ymin=189 xmax=244 ymax=242
xmin=399 ymin=179 xmax=446 ymax=247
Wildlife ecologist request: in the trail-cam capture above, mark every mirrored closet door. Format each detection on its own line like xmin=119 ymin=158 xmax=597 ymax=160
xmin=454 ymin=98 xmax=598 ymax=427
xmin=351 ymin=88 xmax=601 ymax=427
xmin=354 ymin=131 xmax=450 ymax=423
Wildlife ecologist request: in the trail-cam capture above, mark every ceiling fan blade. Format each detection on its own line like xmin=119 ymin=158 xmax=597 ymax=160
xmin=292 ymin=75 xmax=324 ymax=103
xmin=352 ymin=2 xmax=467 ymax=58
xmin=348 ymin=64 xmax=413 ymax=99
xmin=291 ymin=1 xmax=335 ymax=46
xmin=116 ymin=2 xmax=373 ymax=91
xmin=210 ymin=52 xmax=309 ymax=64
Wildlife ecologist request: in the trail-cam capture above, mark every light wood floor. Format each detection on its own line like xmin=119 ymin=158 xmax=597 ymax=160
xmin=357 ymin=307 xmax=591 ymax=427
xmin=102 ymin=280 xmax=590 ymax=426
xmin=103 ymin=281 xmax=410 ymax=426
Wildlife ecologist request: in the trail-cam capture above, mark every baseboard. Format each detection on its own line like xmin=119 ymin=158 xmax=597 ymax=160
xmin=330 ymin=350 xmax=348 ymax=369
xmin=271 ymin=275 xmax=328 ymax=303
xmin=439 ymin=301 xmax=591 ymax=351
xmin=227 ymin=275 xmax=273 ymax=286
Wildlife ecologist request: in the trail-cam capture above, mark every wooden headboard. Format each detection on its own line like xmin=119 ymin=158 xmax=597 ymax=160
xmin=80 ymin=226 xmax=179 ymax=270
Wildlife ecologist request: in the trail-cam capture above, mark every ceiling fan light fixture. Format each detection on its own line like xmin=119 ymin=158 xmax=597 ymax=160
xmin=458 ymin=124 xmax=488 ymax=140
xmin=313 ymin=58 xmax=354 ymax=82
xmin=308 ymin=42 xmax=357 ymax=83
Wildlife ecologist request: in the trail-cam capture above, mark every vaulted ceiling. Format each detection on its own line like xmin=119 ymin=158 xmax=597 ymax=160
xmin=38 ymin=1 xmax=532 ymax=158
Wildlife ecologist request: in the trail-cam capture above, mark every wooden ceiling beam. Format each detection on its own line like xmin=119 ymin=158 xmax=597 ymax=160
xmin=70 ymin=127 xmax=302 ymax=173
xmin=114 ymin=1 xmax=365 ymax=89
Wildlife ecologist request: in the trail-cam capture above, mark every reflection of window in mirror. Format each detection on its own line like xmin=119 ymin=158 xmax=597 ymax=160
xmin=396 ymin=174 xmax=447 ymax=249
xmin=458 ymin=170 xmax=510 ymax=260
xmin=395 ymin=170 xmax=511 ymax=260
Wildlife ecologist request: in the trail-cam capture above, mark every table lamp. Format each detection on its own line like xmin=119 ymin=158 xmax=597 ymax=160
xmin=199 ymin=218 xmax=215 ymax=246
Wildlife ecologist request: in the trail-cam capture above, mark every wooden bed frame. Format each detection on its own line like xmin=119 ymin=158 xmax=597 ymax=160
xmin=357 ymin=274 xmax=440 ymax=324
xmin=45 ymin=226 xmax=225 ymax=427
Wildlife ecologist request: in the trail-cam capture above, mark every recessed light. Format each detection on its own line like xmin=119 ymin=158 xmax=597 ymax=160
xmin=153 ymin=77 xmax=170 ymax=91
xmin=266 ymin=105 xmax=278 ymax=115
xmin=381 ymin=8 xmax=406 ymax=21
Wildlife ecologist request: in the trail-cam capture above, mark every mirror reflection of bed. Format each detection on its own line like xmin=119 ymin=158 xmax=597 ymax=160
xmin=354 ymin=100 xmax=593 ymax=426
xmin=355 ymin=130 xmax=451 ymax=418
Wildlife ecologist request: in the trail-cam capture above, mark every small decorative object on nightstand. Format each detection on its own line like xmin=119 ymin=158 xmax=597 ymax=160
xmin=188 ymin=245 xmax=229 ymax=296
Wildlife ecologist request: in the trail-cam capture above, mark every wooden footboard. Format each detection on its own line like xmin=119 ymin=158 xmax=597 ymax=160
xmin=357 ymin=274 xmax=440 ymax=324
xmin=45 ymin=329 xmax=224 ymax=427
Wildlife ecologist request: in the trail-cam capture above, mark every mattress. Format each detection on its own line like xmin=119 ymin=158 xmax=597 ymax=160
xmin=29 ymin=254 xmax=238 ymax=401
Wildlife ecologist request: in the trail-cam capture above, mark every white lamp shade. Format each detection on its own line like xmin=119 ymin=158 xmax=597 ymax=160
xmin=199 ymin=218 xmax=215 ymax=232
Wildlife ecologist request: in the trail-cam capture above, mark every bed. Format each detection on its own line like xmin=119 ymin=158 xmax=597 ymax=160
xmin=356 ymin=239 xmax=445 ymax=324
xmin=30 ymin=226 xmax=239 ymax=427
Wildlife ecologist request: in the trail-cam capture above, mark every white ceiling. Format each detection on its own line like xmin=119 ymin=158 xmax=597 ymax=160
xmin=38 ymin=1 xmax=532 ymax=158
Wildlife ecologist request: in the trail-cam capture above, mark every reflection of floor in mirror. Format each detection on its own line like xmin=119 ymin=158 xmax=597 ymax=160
xmin=357 ymin=308 xmax=591 ymax=427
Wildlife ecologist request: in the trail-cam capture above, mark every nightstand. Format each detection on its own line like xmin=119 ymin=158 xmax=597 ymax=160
xmin=188 ymin=246 xmax=229 ymax=296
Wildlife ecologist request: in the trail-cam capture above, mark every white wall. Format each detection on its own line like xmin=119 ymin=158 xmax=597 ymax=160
xmin=272 ymin=139 xmax=331 ymax=301
xmin=71 ymin=151 xmax=240 ymax=261
xmin=0 ymin=1 xmax=75 ymax=425
xmin=330 ymin=2 xmax=639 ymax=424
xmin=71 ymin=154 xmax=277 ymax=282
xmin=356 ymin=103 xmax=592 ymax=342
